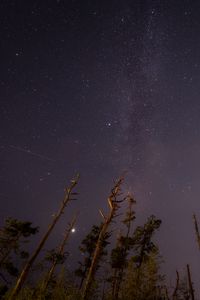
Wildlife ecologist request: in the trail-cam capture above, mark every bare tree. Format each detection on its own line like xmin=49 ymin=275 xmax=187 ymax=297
xmin=43 ymin=214 xmax=77 ymax=290
xmin=193 ymin=214 xmax=200 ymax=251
xmin=187 ymin=264 xmax=195 ymax=300
xmin=172 ymin=270 xmax=180 ymax=300
xmin=10 ymin=175 xmax=79 ymax=300
xmin=111 ymin=194 xmax=136 ymax=300
xmin=82 ymin=177 xmax=124 ymax=300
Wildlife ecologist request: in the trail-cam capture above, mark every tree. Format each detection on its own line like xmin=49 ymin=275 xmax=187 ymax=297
xmin=173 ymin=274 xmax=190 ymax=300
xmin=10 ymin=175 xmax=79 ymax=300
xmin=122 ymin=248 xmax=165 ymax=300
xmin=82 ymin=177 xmax=124 ymax=300
xmin=109 ymin=194 xmax=136 ymax=300
xmin=186 ymin=264 xmax=195 ymax=300
xmin=0 ymin=218 xmax=38 ymax=267
xmin=193 ymin=214 xmax=200 ymax=251
xmin=121 ymin=215 xmax=163 ymax=300
xmin=0 ymin=218 xmax=38 ymax=296
xmin=43 ymin=214 xmax=77 ymax=291
xmin=75 ymin=224 xmax=109 ymax=290
xmin=131 ymin=215 xmax=161 ymax=268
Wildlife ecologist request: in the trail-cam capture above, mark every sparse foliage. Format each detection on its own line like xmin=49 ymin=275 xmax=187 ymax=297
xmin=0 ymin=218 xmax=38 ymax=297
xmin=0 ymin=177 xmax=198 ymax=300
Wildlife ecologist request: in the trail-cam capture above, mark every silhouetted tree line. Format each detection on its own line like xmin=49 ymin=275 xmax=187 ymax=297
xmin=0 ymin=176 xmax=198 ymax=299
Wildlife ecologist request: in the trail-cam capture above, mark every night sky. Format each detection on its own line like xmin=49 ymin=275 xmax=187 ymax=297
xmin=1 ymin=0 xmax=200 ymax=292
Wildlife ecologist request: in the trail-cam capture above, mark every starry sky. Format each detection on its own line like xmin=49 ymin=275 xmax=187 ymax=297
xmin=1 ymin=0 xmax=200 ymax=292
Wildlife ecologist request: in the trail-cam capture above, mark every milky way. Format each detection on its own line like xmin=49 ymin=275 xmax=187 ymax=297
xmin=1 ymin=0 xmax=200 ymax=293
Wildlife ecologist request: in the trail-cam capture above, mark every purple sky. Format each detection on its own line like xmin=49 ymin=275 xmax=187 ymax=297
xmin=1 ymin=0 xmax=200 ymax=295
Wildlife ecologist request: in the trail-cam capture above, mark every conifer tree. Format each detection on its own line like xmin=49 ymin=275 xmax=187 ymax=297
xmin=131 ymin=215 xmax=161 ymax=269
xmin=122 ymin=248 xmax=165 ymax=300
xmin=110 ymin=194 xmax=136 ymax=300
xmin=0 ymin=218 xmax=38 ymax=296
xmin=75 ymin=224 xmax=109 ymax=290
xmin=0 ymin=218 xmax=38 ymax=267
xmin=121 ymin=215 xmax=163 ymax=300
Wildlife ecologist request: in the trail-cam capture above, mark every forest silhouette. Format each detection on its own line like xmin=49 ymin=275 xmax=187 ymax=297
xmin=0 ymin=176 xmax=198 ymax=300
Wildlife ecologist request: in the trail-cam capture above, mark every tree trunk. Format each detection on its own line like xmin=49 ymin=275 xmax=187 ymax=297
xmin=82 ymin=178 xmax=123 ymax=300
xmin=10 ymin=176 xmax=79 ymax=300
xmin=172 ymin=270 xmax=179 ymax=300
xmin=193 ymin=214 xmax=200 ymax=250
xmin=187 ymin=264 xmax=195 ymax=300
xmin=44 ymin=214 xmax=77 ymax=290
xmin=114 ymin=195 xmax=135 ymax=300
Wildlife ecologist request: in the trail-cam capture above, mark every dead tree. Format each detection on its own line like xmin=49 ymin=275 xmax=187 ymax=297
xmin=43 ymin=214 xmax=77 ymax=290
xmin=82 ymin=177 xmax=124 ymax=300
xmin=112 ymin=194 xmax=136 ymax=300
xmin=164 ymin=285 xmax=170 ymax=300
xmin=172 ymin=270 xmax=180 ymax=300
xmin=10 ymin=176 xmax=79 ymax=300
xmin=187 ymin=264 xmax=195 ymax=300
xmin=193 ymin=214 xmax=200 ymax=251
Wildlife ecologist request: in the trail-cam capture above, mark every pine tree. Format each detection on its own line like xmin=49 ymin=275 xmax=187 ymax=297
xmin=110 ymin=194 xmax=136 ymax=300
xmin=75 ymin=224 xmax=109 ymax=290
xmin=0 ymin=218 xmax=38 ymax=267
xmin=122 ymin=248 xmax=165 ymax=300
xmin=121 ymin=215 xmax=164 ymax=300
xmin=0 ymin=218 xmax=38 ymax=296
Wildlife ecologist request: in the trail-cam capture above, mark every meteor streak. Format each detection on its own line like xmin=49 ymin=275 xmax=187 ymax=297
xmin=9 ymin=145 xmax=56 ymax=162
